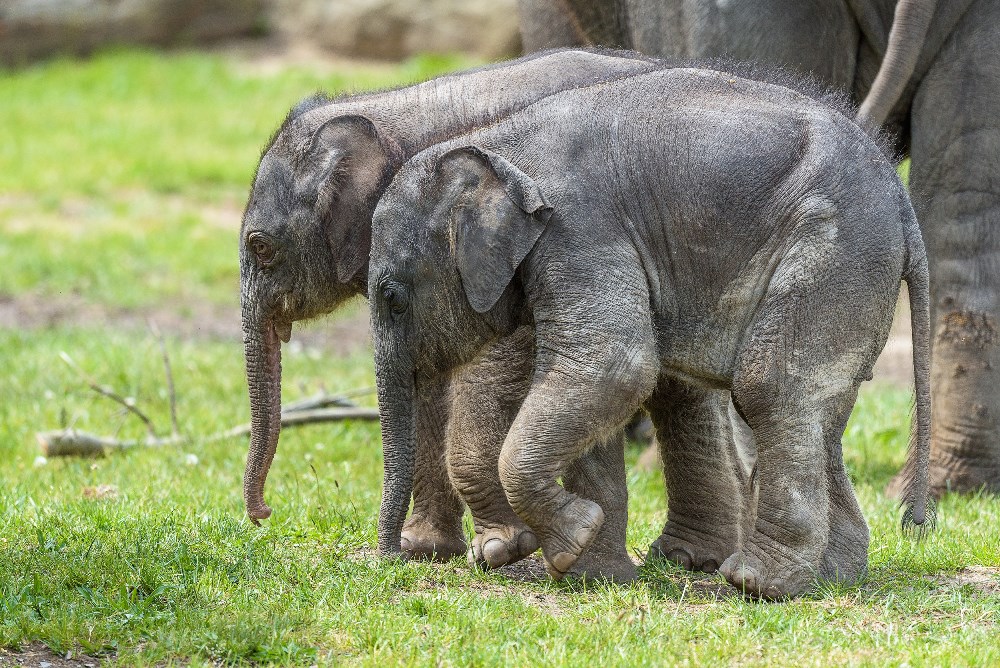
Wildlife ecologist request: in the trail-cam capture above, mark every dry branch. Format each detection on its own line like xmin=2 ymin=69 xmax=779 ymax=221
xmin=37 ymin=400 xmax=380 ymax=458
xmin=148 ymin=320 xmax=179 ymax=437
xmin=40 ymin=344 xmax=379 ymax=458
xmin=60 ymin=351 xmax=158 ymax=437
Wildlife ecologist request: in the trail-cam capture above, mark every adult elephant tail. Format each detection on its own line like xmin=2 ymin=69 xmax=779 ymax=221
xmin=897 ymin=194 xmax=935 ymax=535
xmin=857 ymin=0 xmax=937 ymax=129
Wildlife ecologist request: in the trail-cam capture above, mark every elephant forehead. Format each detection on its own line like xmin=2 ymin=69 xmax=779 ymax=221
xmin=246 ymin=159 xmax=295 ymax=221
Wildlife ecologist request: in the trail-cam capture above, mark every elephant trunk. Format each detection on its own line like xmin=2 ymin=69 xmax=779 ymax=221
xmin=243 ymin=307 xmax=283 ymax=524
xmin=857 ymin=0 xmax=937 ymax=128
xmin=374 ymin=345 xmax=417 ymax=556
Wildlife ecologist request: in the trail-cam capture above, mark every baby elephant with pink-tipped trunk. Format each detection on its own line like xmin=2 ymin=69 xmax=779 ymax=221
xmin=368 ymin=66 xmax=934 ymax=598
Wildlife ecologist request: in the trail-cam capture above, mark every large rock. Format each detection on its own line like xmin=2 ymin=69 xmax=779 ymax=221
xmin=0 ymin=0 xmax=266 ymax=66
xmin=268 ymin=0 xmax=521 ymax=61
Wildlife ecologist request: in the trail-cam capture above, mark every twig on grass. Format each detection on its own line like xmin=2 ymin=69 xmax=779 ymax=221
xmin=59 ymin=351 xmax=157 ymax=437
xmin=37 ymin=404 xmax=380 ymax=457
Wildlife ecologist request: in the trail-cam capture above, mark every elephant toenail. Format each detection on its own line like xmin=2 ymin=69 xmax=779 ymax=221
xmin=665 ymin=548 xmax=693 ymax=570
xmin=482 ymin=538 xmax=511 ymax=567
xmin=518 ymin=531 xmax=539 ymax=555
xmin=574 ymin=526 xmax=597 ymax=548
xmin=701 ymin=559 xmax=719 ymax=574
xmin=732 ymin=566 xmax=757 ymax=592
xmin=551 ymin=551 xmax=577 ymax=573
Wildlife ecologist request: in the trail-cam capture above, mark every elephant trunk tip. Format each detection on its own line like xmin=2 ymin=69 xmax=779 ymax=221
xmin=245 ymin=489 xmax=273 ymax=525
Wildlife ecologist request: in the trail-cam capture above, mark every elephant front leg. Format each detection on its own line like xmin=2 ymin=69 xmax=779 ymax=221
xmin=450 ymin=328 xmax=637 ymax=580
xmin=562 ymin=434 xmax=637 ymax=582
xmin=645 ymin=378 xmax=748 ymax=574
xmin=400 ymin=373 xmax=467 ymax=561
xmin=498 ymin=331 xmax=659 ymax=579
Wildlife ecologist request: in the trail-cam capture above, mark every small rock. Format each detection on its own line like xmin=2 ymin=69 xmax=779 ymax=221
xmin=33 ymin=456 xmax=48 ymax=468
xmin=185 ymin=453 xmax=199 ymax=466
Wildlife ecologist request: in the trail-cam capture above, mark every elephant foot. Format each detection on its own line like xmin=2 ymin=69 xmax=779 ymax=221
xmin=400 ymin=515 xmax=467 ymax=562
xmin=564 ymin=548 xmax=637 ymax=583
xmin=645 ymin=522 xmax=736 ymax=574
xmin=468 ymin=524 xmax=539 ymax=570
xmin=719 ymin=531 xmax=820 ymax=599
xmin=538 ymin=497 xmax=605 ymax=580
xmin=822 ymin=476 xmax=869 ymax=584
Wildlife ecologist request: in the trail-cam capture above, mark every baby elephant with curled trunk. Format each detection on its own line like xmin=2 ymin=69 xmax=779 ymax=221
xmin=369 ymin=66 xmax=933 ymax=598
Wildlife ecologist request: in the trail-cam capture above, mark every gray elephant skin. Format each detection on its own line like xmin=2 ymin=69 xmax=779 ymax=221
xmin=239 ymin=48 xmax=679 ymax=570
xmin=518 ymin=0 xmax=1000 ymax=497
xmin=368 ymin=66 xmax=933 ymax=598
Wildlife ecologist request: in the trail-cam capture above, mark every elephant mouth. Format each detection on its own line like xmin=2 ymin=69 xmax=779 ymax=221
xmin=273 ymin=319 xmax=292 ymax=343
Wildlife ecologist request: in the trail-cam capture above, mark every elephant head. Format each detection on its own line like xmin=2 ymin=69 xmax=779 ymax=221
xmin=240 ymin=111 xmax=400 ymax=523
xmin=368 ymin=145 xmax=551 ymax=553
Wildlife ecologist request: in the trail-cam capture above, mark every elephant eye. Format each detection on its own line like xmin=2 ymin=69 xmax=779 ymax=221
xmin=248 ymin=233 xmax=276 ymax=265
xmin=380 ymin=283 xmax=408 ymax=315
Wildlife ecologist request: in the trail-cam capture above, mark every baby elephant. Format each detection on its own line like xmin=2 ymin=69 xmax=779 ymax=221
xmin=369 ymin=67 xmax=932 ymax=598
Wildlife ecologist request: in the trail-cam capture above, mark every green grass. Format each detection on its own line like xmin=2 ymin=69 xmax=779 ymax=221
xmin=1 ymin=49 xmax=998 ymax=666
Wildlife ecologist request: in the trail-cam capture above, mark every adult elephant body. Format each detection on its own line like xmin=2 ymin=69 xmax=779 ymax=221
xmin=519 ymin=0 xmax=1000 ymax=494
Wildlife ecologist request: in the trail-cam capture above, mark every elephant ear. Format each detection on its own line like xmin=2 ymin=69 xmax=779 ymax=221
xmin=297 ymin=114 xmax=402 ymax=283
xmin=437 ymin=146 xmax=553 ymax=314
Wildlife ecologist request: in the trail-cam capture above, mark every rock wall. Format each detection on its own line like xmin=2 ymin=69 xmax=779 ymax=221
xmin=0 ymin=0 xmax=522 ymax=66
xmin=268 ymin=0 xmax=520 ymax=61
xmin=0 ymin=0 xmax=266 ymax=66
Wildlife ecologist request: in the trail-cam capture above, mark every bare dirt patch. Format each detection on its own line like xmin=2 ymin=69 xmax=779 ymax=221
xmin=0 ymin=291 xmax=372 ymax=357
xmin=0 ymin=644 xmax=110 ymax=668
xmin=928 ymin=566 xmax=1000 ymax=596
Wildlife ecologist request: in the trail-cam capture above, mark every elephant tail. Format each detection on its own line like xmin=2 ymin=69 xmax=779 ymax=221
xmin=899 ymin=194 xmax=935 ymax=536
xmin=857 ymin=0 xmax=938 ymax=129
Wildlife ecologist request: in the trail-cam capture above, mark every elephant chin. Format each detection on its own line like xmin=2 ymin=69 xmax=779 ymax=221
xmin=243 ymin=318 xmax=283 ymax=524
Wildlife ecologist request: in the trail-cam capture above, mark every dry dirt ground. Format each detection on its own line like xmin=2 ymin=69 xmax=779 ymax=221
xmin=0 ymin=645 xmax=110 ymax=668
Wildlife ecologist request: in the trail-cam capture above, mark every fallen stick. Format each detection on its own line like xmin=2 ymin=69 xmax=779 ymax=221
xmin=38 ymin=406 xmax=381 ymax=458
xmin=217 ymin=406 xmax=381 ymax=439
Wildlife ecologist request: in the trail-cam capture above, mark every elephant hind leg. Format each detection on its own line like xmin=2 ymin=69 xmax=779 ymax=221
xmin=447 ymin=327 xmax=540 ymax=571
xmin=644 ymin=376 xmax=746 ymax=574
xmin=721 ymin=248 xmax=887 ymax=598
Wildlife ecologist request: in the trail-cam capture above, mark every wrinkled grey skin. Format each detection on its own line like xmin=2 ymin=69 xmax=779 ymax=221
xmin=369 ymin=67 xmax=933 ymax=597
xmin=239 ymin=48 xmax=669 ymax=569
xmin=518 ymin=0 xmax=1000 ymax=498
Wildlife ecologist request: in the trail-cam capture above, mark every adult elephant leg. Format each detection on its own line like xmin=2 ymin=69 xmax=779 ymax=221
xmin=400 ymin=372 xmax=467 ymax=560
xmin=448 ymin=326 xmax=540 ymax=570
xmin=897 ymin=2 xmax=1000 ymax=495
xmin=645 ymin=378 xmax=747 ymax=574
